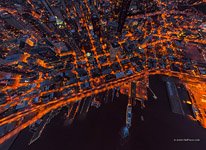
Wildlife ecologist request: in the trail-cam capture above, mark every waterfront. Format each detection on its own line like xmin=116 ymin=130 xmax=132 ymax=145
xmin=1 ymin=0 xmax=206 ymax=146
xmin=10 ymin=75 xmax=206 ymax=150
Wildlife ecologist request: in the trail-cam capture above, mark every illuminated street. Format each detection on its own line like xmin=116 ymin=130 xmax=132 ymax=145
xmin=0 ymin=0 xmax=206 ymax=148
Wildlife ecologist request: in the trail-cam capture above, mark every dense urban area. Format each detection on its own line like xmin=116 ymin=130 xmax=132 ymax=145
xmin=0 ymin=0 xmax=206 ymax=148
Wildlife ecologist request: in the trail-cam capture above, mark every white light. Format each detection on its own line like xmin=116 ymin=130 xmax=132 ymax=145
xmin=86 ymin=52 xmax=91 ymax=57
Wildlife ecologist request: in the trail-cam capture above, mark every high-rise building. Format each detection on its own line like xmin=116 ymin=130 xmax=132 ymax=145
xmin=117 ymin=0 xmax=132 ymax=33
xmin=0 ymin=11 xmax=24 ymax=30
xmin=91 ymin=14 xmax=101 ymax=38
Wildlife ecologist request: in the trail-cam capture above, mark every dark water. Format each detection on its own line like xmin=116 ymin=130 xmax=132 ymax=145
xmin=10 ymin=75 xmax=206 ymax=150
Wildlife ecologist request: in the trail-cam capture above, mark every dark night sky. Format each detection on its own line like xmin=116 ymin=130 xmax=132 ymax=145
xmin=9 ymin=75 xmax=206 ymax=150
